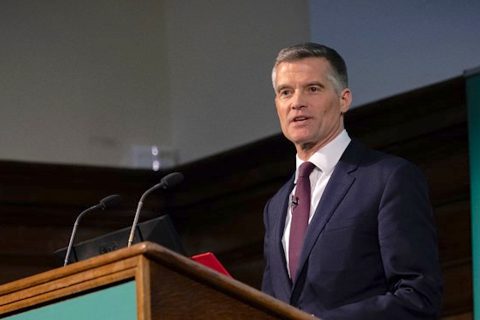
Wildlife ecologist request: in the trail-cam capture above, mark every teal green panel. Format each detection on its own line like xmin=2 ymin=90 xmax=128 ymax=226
xmin=467 ymin=72 xmax=480 ymax=320
xmin=4 ymin=280 xmax=137 ymax=320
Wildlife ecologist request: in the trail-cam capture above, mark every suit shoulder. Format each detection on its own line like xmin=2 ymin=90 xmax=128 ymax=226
xmin=350 ymin=139 xmax=423 ymax=176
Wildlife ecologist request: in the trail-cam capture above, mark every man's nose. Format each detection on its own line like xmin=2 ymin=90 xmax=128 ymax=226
xmin=291 ymin=92 xmax=307 ymax=110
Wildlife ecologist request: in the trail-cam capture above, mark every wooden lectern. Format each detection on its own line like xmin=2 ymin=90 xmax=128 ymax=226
xmin=0 ymin=242 xmax=317 ymax=319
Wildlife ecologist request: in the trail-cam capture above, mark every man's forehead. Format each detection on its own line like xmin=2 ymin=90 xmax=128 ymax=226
xmin=275 ymin=58 xmax=331 ymax=81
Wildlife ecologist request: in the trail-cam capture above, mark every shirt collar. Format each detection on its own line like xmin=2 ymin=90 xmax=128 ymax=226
xmin=295 ymin=130 xmax=351 ymax=182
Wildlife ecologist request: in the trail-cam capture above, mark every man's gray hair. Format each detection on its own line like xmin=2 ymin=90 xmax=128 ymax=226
xmin=272 ymin=42 xmax=348 ymax=94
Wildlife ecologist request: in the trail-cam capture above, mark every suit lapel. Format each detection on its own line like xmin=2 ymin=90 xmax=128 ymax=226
xmin=291 ymin=141 xmax=362 ymax=292
xmin=271 ymin=176 xmax=295 ymax=298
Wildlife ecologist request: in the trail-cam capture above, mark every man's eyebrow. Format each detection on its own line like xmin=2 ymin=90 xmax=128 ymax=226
xmin=305 ymin=81 xmax=326 ymax=88
xmin=275 ymin=81 xmax=326 ymax=93
xmin=275 ymin=84 xmax=290 ymax=92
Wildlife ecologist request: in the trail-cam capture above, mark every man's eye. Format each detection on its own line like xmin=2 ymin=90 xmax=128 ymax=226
xmin=279 ymin=90 xmax=291 ymax=96
xmin=309 ymin=86 xmax=320 ymax=93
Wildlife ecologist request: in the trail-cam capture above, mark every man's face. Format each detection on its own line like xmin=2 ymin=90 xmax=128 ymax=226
xmin=273 ymin=57 xmax=351 ymax=159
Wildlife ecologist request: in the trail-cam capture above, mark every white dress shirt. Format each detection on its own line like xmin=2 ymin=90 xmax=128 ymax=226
xmin=282 ymin=130 xmax=351 ymax=275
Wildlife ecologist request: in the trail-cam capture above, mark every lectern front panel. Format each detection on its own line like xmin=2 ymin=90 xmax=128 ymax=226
xmin=3 ymin=281 xmax=136 ymax=320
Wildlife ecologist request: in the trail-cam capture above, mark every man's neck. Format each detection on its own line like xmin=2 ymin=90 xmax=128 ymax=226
xmin=296 ymin=129 xmax=344 ymax=161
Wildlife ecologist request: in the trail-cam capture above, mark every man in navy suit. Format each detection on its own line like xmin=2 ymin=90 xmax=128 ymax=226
xmin=262 ymin=42 xmax=442 ymax=319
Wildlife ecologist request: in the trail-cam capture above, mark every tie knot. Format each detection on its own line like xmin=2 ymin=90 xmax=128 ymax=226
xmin=298 ymin=161 xmax=316 ymax=178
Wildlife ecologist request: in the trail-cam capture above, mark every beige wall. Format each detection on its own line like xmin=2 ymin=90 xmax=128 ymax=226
xmin=0 ymin=0 xmax=310 ymax=167
xmin=163 ymin=0 xmax=310 ymax=164
xmin=0 ymin=0 xmax=173 ymax=167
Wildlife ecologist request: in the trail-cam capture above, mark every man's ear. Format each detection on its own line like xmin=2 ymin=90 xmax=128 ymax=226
xmin=339 ymin=88 xmax=352 ymax=114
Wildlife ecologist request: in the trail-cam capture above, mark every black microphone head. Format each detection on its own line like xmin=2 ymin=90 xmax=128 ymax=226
xmin=99 ymin=194 xmax=121 ymax=209
xmin=160 ymin=172 xmax=184 ymax=189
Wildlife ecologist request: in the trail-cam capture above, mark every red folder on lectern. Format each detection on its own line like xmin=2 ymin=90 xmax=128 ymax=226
xmin=191 ymin=252 xmax=232 ymax=277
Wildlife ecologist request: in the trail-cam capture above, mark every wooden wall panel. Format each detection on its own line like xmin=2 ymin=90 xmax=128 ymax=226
xmin=0 ymin=77 xmax=471 ymax=317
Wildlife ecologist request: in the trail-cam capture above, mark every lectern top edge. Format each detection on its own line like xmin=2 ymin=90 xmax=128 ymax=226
xmin=0 ymin=242 xmax=318 ymax=320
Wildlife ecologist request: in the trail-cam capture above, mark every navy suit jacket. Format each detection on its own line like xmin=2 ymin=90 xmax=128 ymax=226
xmin=262 ymin=140 xmax=442 ymax=319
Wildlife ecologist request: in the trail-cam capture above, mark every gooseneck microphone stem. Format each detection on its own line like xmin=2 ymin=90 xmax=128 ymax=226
xmin=64 ymin=204 xmax=99 ymax=266
xmin=63 ymin=194 xmax=121 ymax=266
xmin=127 ymin=172 xmax=184 ymax=247
xmin=127 ymin=184 xmax=159 ymax=247
xmin=127 ymin=201 xmax=143 ymax=248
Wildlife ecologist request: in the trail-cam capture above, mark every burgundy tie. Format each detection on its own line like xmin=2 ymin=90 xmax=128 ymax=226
xmin=289 ymin=161 xmax=316 ymax=280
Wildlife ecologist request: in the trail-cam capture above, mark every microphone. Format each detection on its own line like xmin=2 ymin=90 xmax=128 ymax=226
xmin=291 ymin=195 xmax=299 ymax=207
xmin=63 ymin=194 xmax=121 ymax=266
xmin=127 ymin=172 xmax=184 ymax=247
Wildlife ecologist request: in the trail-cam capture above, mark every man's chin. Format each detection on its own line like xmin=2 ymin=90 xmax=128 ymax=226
xmin=286 ymin=132 xmax=312 ymax=144
xmin=290 ymin=138 xmax=316 ymax=150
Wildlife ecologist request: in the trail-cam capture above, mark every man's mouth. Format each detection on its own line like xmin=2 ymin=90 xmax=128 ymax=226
xmin=292 ymin=116 xmax=310 ymax=123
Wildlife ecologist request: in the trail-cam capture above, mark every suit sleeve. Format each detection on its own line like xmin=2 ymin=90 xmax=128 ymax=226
xmin=323 ymin=162 xmax=443 ymax=320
